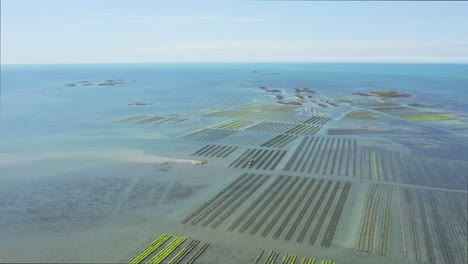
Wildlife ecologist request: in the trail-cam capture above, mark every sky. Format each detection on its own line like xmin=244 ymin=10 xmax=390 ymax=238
xmin=1 ymin=0 xmax=468 ymax=64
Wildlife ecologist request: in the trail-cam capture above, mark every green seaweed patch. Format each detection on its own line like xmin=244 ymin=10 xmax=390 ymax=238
xmin=342 ymin=111 xmax=383 ymax=120
xmin=400 ymin=113 xmax=456 ymax=122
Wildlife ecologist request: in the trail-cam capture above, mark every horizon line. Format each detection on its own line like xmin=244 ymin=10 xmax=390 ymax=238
xmin=2 ymin=61 xmax=468 ymax=66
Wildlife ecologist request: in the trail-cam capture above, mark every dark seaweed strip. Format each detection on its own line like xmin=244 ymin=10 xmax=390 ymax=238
xmin=411 ymin=157 xmax=428 ymax=186
xmin=228 ymin=176 xmax=284 ymax=232
xmin=418 ymin=159 xmax=436 ymax=187
xmin=285 ymin=124 xmax=299 ymax=134
xmin=388 ymin=152 xmax=398 ymax=183
xmin=337 ymin=139 xmax=346 ymax=176
xmin=304 ymin=116 xmax=319 ymax=124
xmin=356 ymin=184 xmax=377 ymax=251
xmin=279 ymin=135 xmax=298 ymax=148
xmin=230 ymin=149 xmax=254 ymax=168
xmin=311 ymin=125 xmax=322 ymax=135
xmin=307 ymin=137 xmax=325 ymax=173
xmin=250 ymin=177 xmax=300 ymax=235
xmin=245 ymin=149 xmax=268 ymax=169
xmin=270 ymin=135 xmax=288 ymax=147
xmin=133 ymin=116 xmax=163 ymax=124
xmin=302 ymin=125 xmax=313 ymax=135
xmin=250 ymin=177 xmax=299 ymax=236
xmin=300 ymin=125 xmax=311 ymax=134
xmin=270 ymin=150 xmax=287 ymax=170
xmin=302 ymin=117 xmax=315 ymax=124
xmin=264 ymin=151 xmax=281 ymax=170
xmin=186 ymin=243 xmax=209 ymax=264
xmin=367 ymin=147 xmax=372 ymax=179
xmin=299 ymin=137 xmax=319 ymax=173
xmin=405 ymin=189 xmax=421 ymax=261
xmin=172 ymin=240 xmax=200 ymax=264
xmin=309 ymin=181 xmax=341 ymax=245
xmin=201 ymin=174 xmax=261 ymax=226
xmin=379 ymin=187 xmax=392 ymax=255
xmin=183 ymin=129 xmax=206 ymax=140
xmin=213 ymin=146 xmax=231 ymax=157
xmin=294 ymin=137 xmax=314 ymax=172
xmin=303 ymin=116 xmax=320 ymax=124
xmin=261 ymin=178 xmax=307 ymax=237
xmin=239 ymin=149 xmax=263 ymax=168
xmin=320 ymin=117 xmax=331 ymax=125
xmin=345 ymin=139 xmax=351 ymax=176
xmin=255 ymin=150 xmax=275 ymax=169
xmin=199 ymin=145 xmax=217 ymax=156
xmin=216 ymin=146 xmax=233 ymax=158
xmin=310 ymin=117 xmax=321 ymax=125
xmin=360 ymin=147 xmax=365 ymax=179
xmin=284 ymin=124 xmax=298 ymax=134
xmin=290 ymin=137 xmax=316 ymax=171
xmin=211 ymin=175 xmax=270 ymax=228
xmin=437 ymin=192 xmax=467 ymax=264
xmin=353 ymin=139 xmax=357 ymax=178
xmin=321 ymin=182 xmax=352 ymax=247
xmin=239 ymin=176 xmax=292 ymax=233
xmin=182 ymin=173 xmax=248 ymax=224
xmin=393 ymin=153 xmax=408 ymax=182
xmin=417 ymin=191 xmax=436 ymax=264
xmin=261 ymin=135 xmax=284 ymax=147
xmin=191 ymin=174 xmax=254 ymax=225
xmin=322 ymin=138 xmax=336 ymax=174
xmin=330 ymin=138 xmax=341 ymax=175
xmin=229 ymin=149 xmax=253 ymax=167
xmin=367 ymin=184 xmax=382 ymax=252
xmin=273 ymin=178 xmax=316 ymax=239
xmin=300 ymin=125 xmax=312 ymax=134
xmin=264 ymin=251 xmax=274 ymax=264
xmin=404 ymin=155 xmax=419 ymax=185
xmin=292 ymin=124 xmax=305 ymax=134
xmin=192 ymin=145 xmax=211 ymax=156
xmin=400 ymin=155 xmax=413 ymax=182
xmin=284 ymin=179 xmax=323 ymax=241
xmin=271 ymin=135 xmax=288 ymax=148
xmin=296 ymin=180 xmax=332 ymax=243
xmin=133 ymin=116 xmax=164 ymax=124
xmin=254 ymin=250 xmax=264 ymax=264
xmin=283 ymin=137 xmax=309 ymax=171
xmin=451 ymin=192 xmax=468 ymax=229
xmin=427 ymin=193 xmax=455 ymax=264
xmin=379 ymin=151 xmax=387 ymax=182
xmin=207 ymin=145 xmax=223 ymax=157
xmin=270 ymin=252 xmax=279 ymax=264
xmin=315 ymin=138 xmax=331 ymax=174
xmin=310 ymin=126 xmax=321 ymax=135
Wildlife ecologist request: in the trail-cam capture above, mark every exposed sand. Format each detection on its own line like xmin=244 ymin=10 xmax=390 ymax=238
xmin=0 ymin=149 xmax=207 ymax=166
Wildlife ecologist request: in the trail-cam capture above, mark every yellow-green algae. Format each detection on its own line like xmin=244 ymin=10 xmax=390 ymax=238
xmin=342 ymin=111 xmax=383 ymax=120
xmin=400 ymin=113 xmax=456 ymax=122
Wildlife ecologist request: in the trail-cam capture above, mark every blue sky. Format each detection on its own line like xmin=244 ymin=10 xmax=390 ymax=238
xmin=2 ymin=0 xmax=468 ymax=64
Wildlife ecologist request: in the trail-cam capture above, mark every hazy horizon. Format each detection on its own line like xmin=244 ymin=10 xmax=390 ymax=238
xmin=2 ymin=0 xmax=468 ymax=64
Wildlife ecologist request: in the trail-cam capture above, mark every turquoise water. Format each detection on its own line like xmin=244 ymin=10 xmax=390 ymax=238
xmin=0 ymin=63 xmax=467 ymax=263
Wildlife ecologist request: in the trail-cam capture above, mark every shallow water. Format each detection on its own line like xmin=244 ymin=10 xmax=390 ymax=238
xmin=0 ymin=63 xmax=467 ymax=263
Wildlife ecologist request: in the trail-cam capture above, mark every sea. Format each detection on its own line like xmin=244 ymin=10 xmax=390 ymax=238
xmin=0 ymin=63 xmax=467 ymax=263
